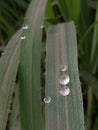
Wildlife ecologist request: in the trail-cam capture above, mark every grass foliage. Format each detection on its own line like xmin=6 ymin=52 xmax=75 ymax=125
xmin=0 ymin=0 xmax=98 ymax=130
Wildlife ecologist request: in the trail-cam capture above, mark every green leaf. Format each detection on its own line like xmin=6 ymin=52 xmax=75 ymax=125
xmin=79 ymin=0 xmax=92 ymax=70
xmin=0 ymin=15 xmax=14 ymax=35
xmin=91 ymin=0 xmax=98 ymax=73
xmin=9 ymin=84 xmax=20 ymax=130
xmin=19 ymin=0 xmax=47 ymax=130
xmin=45 ymin=22 xmax=85 ymax=130
xmin=57 ymin=0 xmax=80 ymax=24
xmin=0 ymin=1 xmax=20 ymax=20
xmin=80 ymin=70 xmax=98 ymax=100
xmin=45 ymin=0 xmax=55 ymax=29
xmin=0 ymin=30 xmax=22 ymax=130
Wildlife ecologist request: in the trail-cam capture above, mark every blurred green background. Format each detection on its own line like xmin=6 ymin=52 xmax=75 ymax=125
xmin=0 ymin=0 xmax=98 ymax=130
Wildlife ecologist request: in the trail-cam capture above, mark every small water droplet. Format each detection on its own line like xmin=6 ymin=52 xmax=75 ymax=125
xmin=1 ymin=52 xmax=4 ymax=56
xmin=22 ymin=25 xmax=28 ymax=30
xmin=40 ymin=25 xmax=44 ymax=29
xmin=60 ymin=65 xmax=68 ymax=72
xmin=44 ymin=96 xmax=51 ymax=104
xmin=59 ymin=75 xmax=70 ymax=85
xmin=60 ymin=86 xmax=70 ymax=96
xmin=21 ymin=36 xmax=26 ymax=40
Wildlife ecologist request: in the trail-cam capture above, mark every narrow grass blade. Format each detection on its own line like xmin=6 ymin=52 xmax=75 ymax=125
xmin=45 ymin=22 xmax=85 ymax=130
xmin=9 ymin=85 xmax=20 ymax=130
xmin=88 ymin=1 xmax=96 ymax=9
xmin=0 ymin=30 xmax=22 ymax=130
xmin=80 ymin=70 xmax=98 ymax=100
xmin=79 ymin=0 xmax=92 ymax=70
xmin=91 ymin=1 xmax=98 ymax=73
xmin=19 ymin=0 xmax=47 ymax=130
xmin=0 ymin=15 xmax=14 ymax=35
xmin=0 ymin=1 xmax=20 ymax=20
xmin=45 ymin=0 xmax=55 ymax=29
xmin=57 ymin=0 xmax=80 ymax=24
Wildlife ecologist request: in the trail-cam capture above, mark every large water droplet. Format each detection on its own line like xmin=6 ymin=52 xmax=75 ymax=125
xmin=44 ymin=96 xmax=51 ymax=104
xmin=21 ymin=36 xmax=26 ymax=40
xmin=59 ymin=75 xmax=70 ymax=85
xmin=60 ymin=86 xmax=70 ymax=96
xmin=22 ymin=25 xmax=28 ymax=30
xmin=60 ymin=65 xmax=68 ymax=72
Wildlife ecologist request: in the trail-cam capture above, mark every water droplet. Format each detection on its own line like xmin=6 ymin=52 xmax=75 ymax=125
xmin=40 ymin=25 xmax=44 ymax=29
xmin=21 ymin=36 xmax=26 ymax=40
xmin=60 ymin=86 xmax=70 ymax=96
xmin=1 ymin=52 xmax=4 ymax=56
xmin=59 ymin=75 xmax=70 ymax=85
xmin=22 ymin=25 xmax=28 ymax=30
xmin=60 ymin=65 xmax=68 ymax=72
xmin=44 ymin=96 xmax=51 ymax=104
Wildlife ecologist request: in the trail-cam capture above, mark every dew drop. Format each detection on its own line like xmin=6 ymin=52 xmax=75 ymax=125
xmin=40 ymin=25 xmax=44 ymax=29
xmin=59 ymin=75 xmax=70 ymax=85
xmin=59 ymin=86 xmax=70 ymax=96
xmin=1 ymin=52 xmax=4 ymax=56
xmin=60 ymin=65 xmax=68 ymax=72
xmin=44 ymin=96 xmax=51 ymax=104
xmin=21 ymin=36 xmax=26 ymax=40
xmin=22 ymin=25 xmax=28 ymax=30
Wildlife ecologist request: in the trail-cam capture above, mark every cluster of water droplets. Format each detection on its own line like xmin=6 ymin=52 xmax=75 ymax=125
xmin=20 ymin=24 xmax=28 ymax=40
xmin=59 ymin=65 xmax=70 ymax=96
xmin=21 ymin=24 xmax=44 ymax=40
xmin=44 ymin=65 xmax=70 ymax=104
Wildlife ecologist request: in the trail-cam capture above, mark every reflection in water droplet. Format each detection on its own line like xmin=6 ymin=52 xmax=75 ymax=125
xmin=59 ymin=75 xmax=70 ymax=85
xmin=60 ymin=86 xmax=70 ymax=96
xmin=22 ymin=25 xmax=28 ymax=30
xmin=60 ymin=65 xmax=68 ymax=72
xmin=44 ymin=96 xmax=51 ymax=104
xmin=21 ymin=36 xmax=26 ymax=40
xmin=40 ymin=25 xmax=44 ymax=29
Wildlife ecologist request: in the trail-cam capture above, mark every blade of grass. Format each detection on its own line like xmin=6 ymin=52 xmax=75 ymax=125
xmin=45 ymin=22 xmax=85 ymax=130
xmin=45 ymin=0 xmax=55 ymax=29
xmin=57 ymin=0 xmax=80 ymax=24
xmin=9 ymin=84 xmax=20 ymax=130
xmin=0 ymin=1 xmax=21 ymax=20
xmin=0 ymin=30 xmax=22 ymax=130
xmin=0 ymin=15 xmax=14 ymax=35
xmin=86 ymin=2 xmax=98 ymax=128
xmin=78 ymin=0 xmax=92 ymax=70
xmin=80 ymin=70 xmax=98 ymax=100
xmin=19 ymin=0 xmax=47 ymax=130
xmin=79 ymin=21 xmax=98 ymax=52
xmin=91 ymin=0 xmax=98 ymax=73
